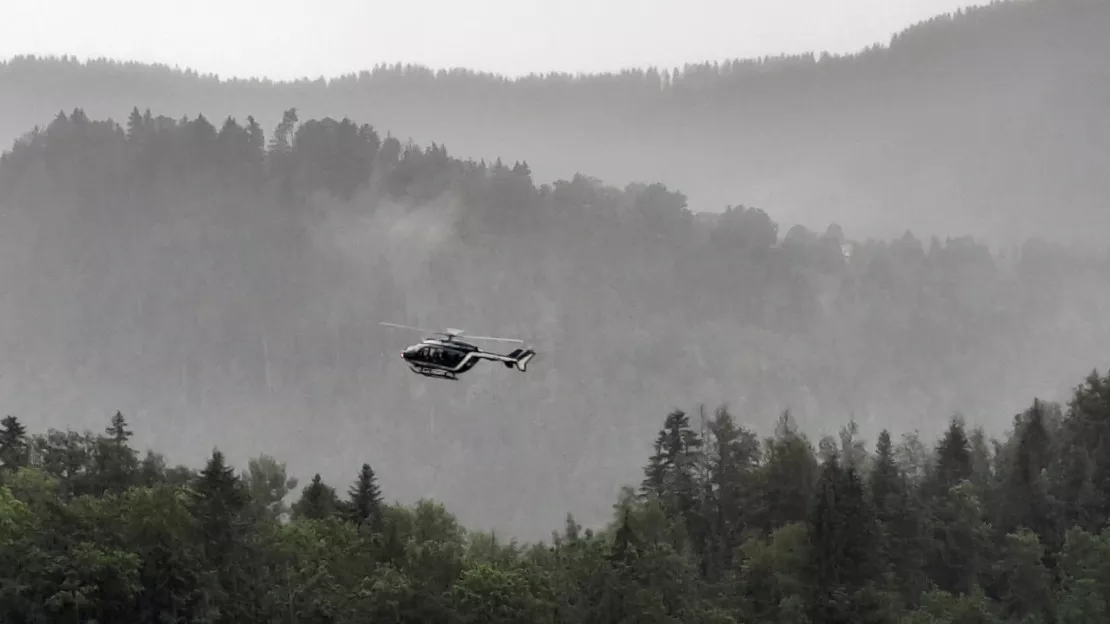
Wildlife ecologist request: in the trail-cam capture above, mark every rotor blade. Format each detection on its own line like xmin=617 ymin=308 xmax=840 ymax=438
xmin=380 ymin=322 xmax=436 ymax=334
xmin=462 ymin=334 xmax=525 ymax=344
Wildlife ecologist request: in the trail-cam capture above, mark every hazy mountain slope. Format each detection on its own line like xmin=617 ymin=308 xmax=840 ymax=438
xmin=2 ymin=0 xmax=1108 ymax=246
xmin=1 ymin=109 xmax=1109 ymax=541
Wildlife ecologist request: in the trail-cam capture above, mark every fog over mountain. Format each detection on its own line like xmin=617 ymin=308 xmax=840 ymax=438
xmin=1 ymin=0 xmax=1109 ymax=542
xmin=2 ymin=0 xmax=1108 ymax=246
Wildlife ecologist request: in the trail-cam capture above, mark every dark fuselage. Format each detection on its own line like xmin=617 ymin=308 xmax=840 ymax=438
xmin=400 ymin=339 xmax=482 ymax=375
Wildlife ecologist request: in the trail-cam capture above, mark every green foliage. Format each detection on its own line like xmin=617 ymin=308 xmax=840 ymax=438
xmin=1 ymin=367 xmax=1110 ymax=621
xmin=0 ymin=416 xmax=28 ymax=472
xmin=346 ymin=462 xmax=383 ymax=530
xmin=243 ymin=453 xmax=299 ymax=522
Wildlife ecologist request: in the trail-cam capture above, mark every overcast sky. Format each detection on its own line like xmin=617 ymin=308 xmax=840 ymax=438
xmin=4 ymin=0 xmax=989 ymax=79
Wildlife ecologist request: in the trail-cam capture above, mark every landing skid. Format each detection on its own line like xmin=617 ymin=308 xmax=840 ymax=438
xmin=410 ymin=365 xmax=459 ymax=380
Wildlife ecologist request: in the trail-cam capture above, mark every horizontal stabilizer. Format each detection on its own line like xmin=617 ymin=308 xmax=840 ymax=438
xmin=514 ymin=349 xmax=536 ymax=372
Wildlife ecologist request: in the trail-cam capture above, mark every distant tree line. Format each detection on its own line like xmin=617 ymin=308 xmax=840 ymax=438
xmin=2 ymin=0 xmax=1106 ymax=250
xmin=1 ymin=105 xmax=1106 ymax=432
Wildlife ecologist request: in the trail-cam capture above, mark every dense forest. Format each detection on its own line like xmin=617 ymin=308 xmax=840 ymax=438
xmin=1 ymin=106 xmax=1109 ymax=539
xmin=2 ymin=0 xmax=1109 ymax=245
xmin=3 ymin=364 xmax=1110 ymax=622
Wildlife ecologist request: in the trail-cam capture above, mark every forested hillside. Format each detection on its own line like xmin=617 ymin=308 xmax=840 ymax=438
xmin=3 ymin=366 xmax=1110 ymax=622
xmin=2 ymin=0 xmax=1109 ymax=245
xmin=1 ymin=107 xmax=1108 ymax=539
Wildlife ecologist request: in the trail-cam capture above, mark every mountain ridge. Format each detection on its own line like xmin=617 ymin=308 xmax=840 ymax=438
xmin=3 ymin=0 xmax=1107 ymax=247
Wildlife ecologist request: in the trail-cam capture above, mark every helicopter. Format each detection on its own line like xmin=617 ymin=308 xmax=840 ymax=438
xmin=380 ymin=322 xmax=537 ymax=380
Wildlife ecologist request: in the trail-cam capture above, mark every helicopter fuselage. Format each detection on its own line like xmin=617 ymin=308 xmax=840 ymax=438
xmin=399 ymin=338 xmax=534 ymax=380
xmin=381 ymin=322 xmax=535 ymax=380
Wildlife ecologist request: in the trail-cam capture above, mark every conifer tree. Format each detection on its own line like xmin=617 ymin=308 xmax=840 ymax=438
xmin=706 ymin=405 xmax=759 ymax=574
xmin=293 ymin=473 xmax=341 ymax=520
xmin=639 ymin=409 xmax=704 ymax=522
xmin=96 ymin=411 xmax=138 ymax=494
xmin=0 ymin=415 xmax=28 ymax=472
xmin=189 ymin=449 xmax=252 ymax=619
xmin=758 ymin=411 xmax=819 ymax=532
xmin=640 ymin=435 xmax=667 ymax=500
xmin=245 ymin=115 xmax=265 ymax=161
xmin=126 ymin=106 xmax=144 ymax=140
xmin=871 ymin=431 xmax=900 ymax=524
xmin=347 ymin=462 xmax=383 ymax=530
xmin=808 ymin=451 xmax=883 ymax=623
xmin=870 ymin=429 xmax=927 ymax=606
xmin=190 ymin=449 xmax=248 ymax=563
xmin=928 ymin=416 xmax=974 ymax=500
xmin=1000 ymin=400 xmax=1056 ymax=544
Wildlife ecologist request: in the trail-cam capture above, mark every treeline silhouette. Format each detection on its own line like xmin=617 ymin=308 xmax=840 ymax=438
xmin=1 ymin=106 xmax=1109 ymax=539
xmin=2 ymin=0 xmax=1108 ymax=244
xmin=3 ymin=364 xmax=1110 ymax=622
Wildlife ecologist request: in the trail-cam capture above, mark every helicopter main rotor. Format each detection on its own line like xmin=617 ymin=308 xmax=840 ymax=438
xmin=379 ymin=322 xmax=525 ymax=344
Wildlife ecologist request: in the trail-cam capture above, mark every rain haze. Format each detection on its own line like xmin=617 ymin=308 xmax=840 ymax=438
xmin=4 ymin=0 xmax=990 ymax=78
xmin=2 ymin=2 xmax=1110 ymax=617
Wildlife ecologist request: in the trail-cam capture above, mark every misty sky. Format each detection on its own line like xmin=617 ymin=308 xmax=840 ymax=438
xmin=5 ymin=0 xmax=989 ymax=79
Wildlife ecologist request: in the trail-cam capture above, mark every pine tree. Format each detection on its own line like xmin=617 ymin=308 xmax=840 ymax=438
xmin=1000 ymin=400 xmax=1056 ymax=544
xmin=640 ymin=434 xmax=667 ymax=500
xmin=808 ymin=451 xmax=884 ymax=623
xmin=189 ymin=449 xmax=252 ymax=621
xmin=1053 ymin=370 xmax=1110 ymax=531
xmin=96 ymin=411 xmax=138 ymax=494
xmin=0 ymin=415 xmax=28 ymax=472
xmin=106 ymin=410 xmax=132 ymax=444
xmin=609 ymin=507 xmax=639 ymax=563
xmin=758 ymin=411 xmax=819 ymax=532
xmin=190 ymin=449 xmax=248 ymax=565
xmin=706 ymin=405 xmax=760 ymax=574
xmin=871 ymin=431 xmax=900 ymax=523
xmin=293 ymin=474 xmax=340 ymax=520
xmin=928 ymin=416 xmax=974 ymax=500
xmin=269 ymin=108 xmax=298 ymax=153
xmin=126 ymin=106 xmax=144 ymax=140
xmin=870 ymin=430 xmax=927 ymax=606
xmin=968 ymin=426 xmax=994 ymax=495
xmin=347 ymin=463 xmax=383 ymax=530
xmin=639 ymin=409 xmax=704 ymax=520
xmin=245 ymin=116 xmax=265 ymax=161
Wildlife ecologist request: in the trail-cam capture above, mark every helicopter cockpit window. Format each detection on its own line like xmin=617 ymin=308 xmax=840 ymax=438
xmin=441 ymin=349 xmax=463 ymax=367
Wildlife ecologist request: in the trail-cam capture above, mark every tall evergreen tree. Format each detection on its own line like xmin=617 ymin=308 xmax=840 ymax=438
xmin=190 ymin=449 xmax=248 ymax=562
xmin=639 ymin=409 xmax=704 ymax=524
xmin=0 ymin=415 xmax=28 ymax=472
xmin=347 ymin=462 xmax=383 ymax=530
xmin=189 ymin=449 xmax=253 ymax=620
xmin=705 ymin=405 xmax=759 ymax=576
xmin=870 ymin=429 xmax=927 ymax=606
xmin=928 ymin=416 xmax=974 ymax=500
xmin=96 ymin=411 xmax=138 ymax=494
xmin=758 ymin=411 xmax=819 ymax=532
xmin=1054 ymin=369 xmax=1110 ymax=528
xmin=807 ymin=451 xmax=884 ymax=623
xmin=999 ymin=400 xmax=1056 ymax=544
xmin=293 ymin=473 xmax=341 ymax=521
